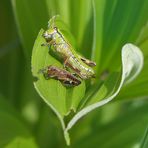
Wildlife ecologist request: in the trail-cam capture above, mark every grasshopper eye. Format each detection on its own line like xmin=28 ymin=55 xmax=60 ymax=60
xmin=54 ymin=27 xmax=58 ymax=31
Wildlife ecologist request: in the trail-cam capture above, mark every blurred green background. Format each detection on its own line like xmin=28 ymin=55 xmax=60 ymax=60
xmin=0 ymin=0 xmax=148 ymax=147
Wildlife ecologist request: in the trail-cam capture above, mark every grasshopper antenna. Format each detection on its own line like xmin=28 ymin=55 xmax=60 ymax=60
xmin=48 ymin=15 xmax=60 ymax=28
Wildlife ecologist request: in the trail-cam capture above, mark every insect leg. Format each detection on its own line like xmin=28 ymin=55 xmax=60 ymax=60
xmin=41 ymin=40 xmax=56 ymax=51
xmin=63 ymin=57 xmax=70 ymax=68
xmin=62 ymin=76 xmax=81 ymax=86
xmin=41 ymin=43 xmax=49 ymax=46
xmin=78 ymin=55 xmax=96 ymax=67
xmin=48 ymin=15 xmax=60 ymax=28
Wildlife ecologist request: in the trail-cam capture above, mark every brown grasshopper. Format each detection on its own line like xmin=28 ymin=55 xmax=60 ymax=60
xmin=39 ymin=65 xmax=81 ymax=86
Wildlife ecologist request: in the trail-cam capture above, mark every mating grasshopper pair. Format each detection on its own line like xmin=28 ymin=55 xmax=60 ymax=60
xmin=40 ymin=16 xmax=96 ymax=86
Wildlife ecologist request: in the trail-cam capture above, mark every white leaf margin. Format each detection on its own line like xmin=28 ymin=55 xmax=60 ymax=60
xmin=64 ymin=43 xmax=144 ymax=135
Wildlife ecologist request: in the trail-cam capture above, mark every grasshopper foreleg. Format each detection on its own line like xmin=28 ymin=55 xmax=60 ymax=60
xmin=41 ymin=43 xmax=49 ymax=46
xmin=41 ymin=40 xmax=55 ymax=47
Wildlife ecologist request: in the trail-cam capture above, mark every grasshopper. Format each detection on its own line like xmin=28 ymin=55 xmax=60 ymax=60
xmin=42 ymin=16 xmax=96 ymax=80
xmin=39 ymin=65 xmax=81 ymax=86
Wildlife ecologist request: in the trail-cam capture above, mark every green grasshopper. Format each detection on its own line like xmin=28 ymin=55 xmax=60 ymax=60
xmin=39 ymin=65 xmax=81 ymax=86
xmin=42 ymin=16 xmax=96 ymax=80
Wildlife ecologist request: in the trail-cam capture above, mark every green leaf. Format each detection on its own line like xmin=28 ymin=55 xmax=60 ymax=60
xmin=91 ymin=0 xmax=106 ymax=73
xmin=0 ymin=112 xmax=31 ymax=146
xmin=116 ymin=60 xmax=148 ymax=101
xmin=0 ymin=0 xmax=17 ymax=49
xmin=35 ymin=106 xmax=65 ymax=148
xmin=0 ymin=96 xmax=37 ymax=147
xmin=0 ymin=95 xmax=18 ymax=117
xmin=136 ymin=22 xmax=148 ymax=56
xmin=116 ymin=22 xmax=148 ymax=101
xmin=73 ymin=101 xmax=148 ymax=148
xmin=11 ymin=0 xmax=49 ymax=57
xmin=64 ymin=43 xmax=143 ymax=137
xmin=140 ymin=126 xmax=148 ymax=148
xmin=99 ymin=0 xmax=148 ymax=72
xmin=69 ymin=0 xmax=92 ymax=48
xmin=5 ymin=137 xmax=38 ymax=148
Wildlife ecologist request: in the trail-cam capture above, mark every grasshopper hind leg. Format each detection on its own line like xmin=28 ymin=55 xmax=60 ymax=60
xmin=63 ymin=80 xmax=80 ymax=87
xmin=78 ymin=55 xmax=96 ymax=67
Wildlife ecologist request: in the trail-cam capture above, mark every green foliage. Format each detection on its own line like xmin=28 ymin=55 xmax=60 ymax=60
xmin=140 ymin=126 xmax=148 ymax=148
xmin=0 ymin=96 xmax=37 ymax=147
xmin=72 ymin=102 xmax=148 ymax=148
xmin=0 ymin=0 xmax=147 ymax=147
xmin=31 ymin=14 xmax=144 ymax=145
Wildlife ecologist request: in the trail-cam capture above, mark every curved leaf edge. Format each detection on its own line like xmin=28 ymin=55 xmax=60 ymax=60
xmin=64 ymin=43 xmax=144 ymax=136
xmin=31 ymin=28 xmax=70 ymax=145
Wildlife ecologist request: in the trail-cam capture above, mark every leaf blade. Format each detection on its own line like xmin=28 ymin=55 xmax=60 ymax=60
xmin=65 ymin=43 xmax=143 ymax=133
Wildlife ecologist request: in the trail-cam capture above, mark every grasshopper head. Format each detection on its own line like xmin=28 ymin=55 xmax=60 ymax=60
xmin=43 ymin=27 xmax=57 ymax=41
